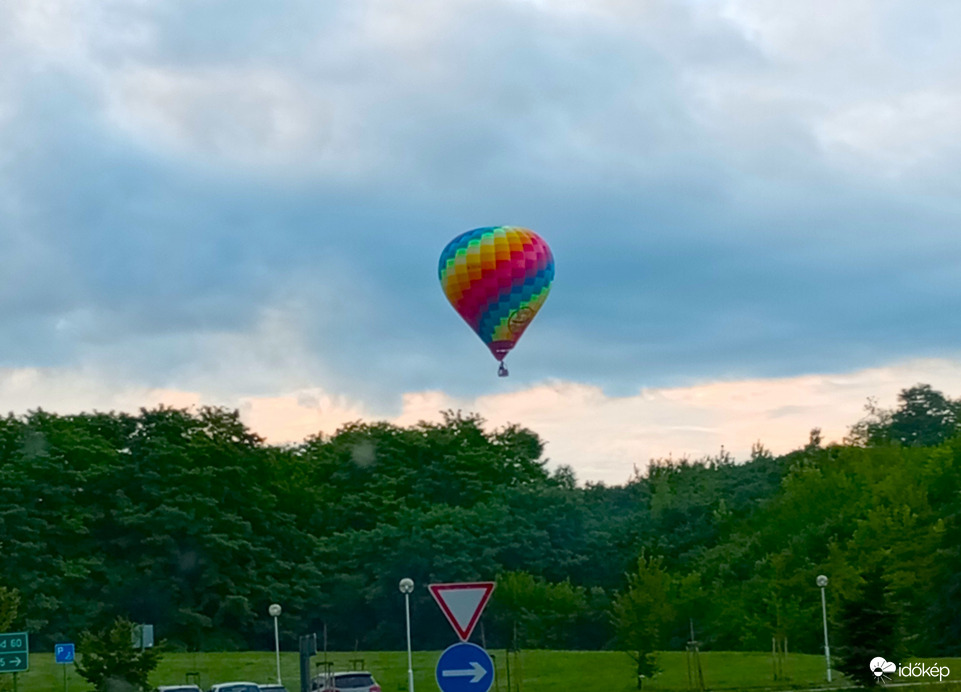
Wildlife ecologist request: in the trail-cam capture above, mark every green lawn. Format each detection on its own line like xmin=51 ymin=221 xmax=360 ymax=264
xmin=7 ymin=650 xmax=961 ymax=692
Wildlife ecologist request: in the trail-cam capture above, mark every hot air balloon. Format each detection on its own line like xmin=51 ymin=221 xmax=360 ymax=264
xmin=438 ymin=226 xmax=554 ymax=376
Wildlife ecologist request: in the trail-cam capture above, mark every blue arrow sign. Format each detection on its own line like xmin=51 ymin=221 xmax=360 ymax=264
xmin=55 ymin=643 xmax=75 ymax=664
xmin=436 ymin=642 xmax=494 ymax=692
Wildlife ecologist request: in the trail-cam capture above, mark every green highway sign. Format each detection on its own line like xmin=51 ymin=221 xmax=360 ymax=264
xmin=0 ymin=632 xmax=29 ymax=673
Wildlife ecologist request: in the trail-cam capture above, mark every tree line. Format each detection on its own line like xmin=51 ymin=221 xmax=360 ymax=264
xmin=0 ymin=384 xmax=958 ymax=674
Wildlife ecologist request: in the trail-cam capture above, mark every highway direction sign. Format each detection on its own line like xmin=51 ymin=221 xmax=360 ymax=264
xmin=436 ymin=642 xmax=494 ymax=692
xmin=429 ymin=582 xmax=495 ymax=641
xmin=132 ymin=624 xmax=154 ymax=649
xmin=0 ymin=632 xmax=29 ymax=673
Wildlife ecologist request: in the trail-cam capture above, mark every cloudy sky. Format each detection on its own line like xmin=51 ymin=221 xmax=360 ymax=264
xmin=3 ymin=0 xmax=961 ymax=484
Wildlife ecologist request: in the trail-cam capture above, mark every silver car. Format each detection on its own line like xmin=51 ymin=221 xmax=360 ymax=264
xmin=207 ymin=684 xmax=262 ymax=692
xmin=310 ymin=672 xmax=381 ymax=692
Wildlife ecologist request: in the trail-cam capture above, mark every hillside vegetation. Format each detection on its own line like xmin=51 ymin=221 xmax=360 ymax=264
xmin=0 ymin=384 xmax=958 ymax=660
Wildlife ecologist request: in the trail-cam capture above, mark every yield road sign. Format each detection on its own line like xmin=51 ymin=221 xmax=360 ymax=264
xmin=55 ymin=643 xmax=75 ymax=664
xmin=0 ymin=631 xmax=29 ymax=673
xmin=436 ymin=642 xmax=494 ymax=692
xmin=429 ymin=582 xmax=495 ymax=641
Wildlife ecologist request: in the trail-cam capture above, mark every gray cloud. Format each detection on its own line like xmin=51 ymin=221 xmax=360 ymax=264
xmin=2 ymin=0 xmax=961 ymax=409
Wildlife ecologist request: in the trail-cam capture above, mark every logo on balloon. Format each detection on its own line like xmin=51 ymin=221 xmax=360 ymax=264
xmin=508 ymin=307 xmax=534 ymax=335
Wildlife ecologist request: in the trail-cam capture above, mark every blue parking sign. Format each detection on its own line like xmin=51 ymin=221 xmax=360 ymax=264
xmin=55 ymin=643 xmax=75 ymax=664
xmin=436 ymin=642 xmax=494 ymax=692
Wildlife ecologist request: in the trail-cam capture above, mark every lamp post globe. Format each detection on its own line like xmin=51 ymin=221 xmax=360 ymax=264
xmin=268 ymin=603 xmax=283 ymax=685
xmin=399 ymin=578 xmax=414 ymax=594
xmin=816 ymin=575 xmax=831 ymax=682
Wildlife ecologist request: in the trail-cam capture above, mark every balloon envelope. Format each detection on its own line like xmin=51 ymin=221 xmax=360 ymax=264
xmin=439 ymin=226 xmax=554 ymax=364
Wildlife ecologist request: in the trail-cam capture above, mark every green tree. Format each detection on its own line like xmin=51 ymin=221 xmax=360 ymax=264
xmin=612 ymin=554 xmax=675 ymax=688
xmin=489 ymin=571 xmax=593 ymax=649
xmin=75 ymin=617 xmax=162 ymax=692
xmin=0 ymin=587 xmax=20 ymax=692
xmin=890 ymin=385 xmax=959 ymax=446
xmin=0 ymin=586 xmax=19 ymax=632
xmin=849 ymin=385 xmax=959 ymax=447
xmin=927 ymin=438 xmax=961 ymax=654
xmin=833 ymin=568 xmax=903 ymax=687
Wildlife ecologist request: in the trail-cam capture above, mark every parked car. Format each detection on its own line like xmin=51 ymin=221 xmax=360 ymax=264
xmin=310 ymin=672 xmax=381 ymax=692
xmin=260 ymin=686 xmax=288 ymax=692
xmin=207 ymin=684 xmax=262 ymax=692
xmin=155 ymin=687 xmax=202 ymax=692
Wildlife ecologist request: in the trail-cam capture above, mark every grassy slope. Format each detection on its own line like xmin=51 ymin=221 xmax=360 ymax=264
xmin=9 ymin=651 xmax=961 ymax=692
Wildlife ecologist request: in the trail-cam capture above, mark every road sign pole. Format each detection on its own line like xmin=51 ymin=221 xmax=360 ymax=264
xmin=54 ymin=642 xmax=76 ymax=691
xmin=429 ymin=587 xmax=496 ymax=692
xmin=298 ymin=634 xmax=316 ymax=692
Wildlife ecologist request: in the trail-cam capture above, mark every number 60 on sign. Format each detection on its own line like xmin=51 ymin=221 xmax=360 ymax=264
xmin=0 ymin=632 xmax=29 ymax=673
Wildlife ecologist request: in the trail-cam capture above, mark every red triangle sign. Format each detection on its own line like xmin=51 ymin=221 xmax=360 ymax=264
xmin=429 ymin=582 xmax=496 ymax=641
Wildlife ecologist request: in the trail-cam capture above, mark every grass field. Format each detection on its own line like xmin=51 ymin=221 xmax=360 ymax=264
xmin=7 ymin=650 xmax=961 ymax=692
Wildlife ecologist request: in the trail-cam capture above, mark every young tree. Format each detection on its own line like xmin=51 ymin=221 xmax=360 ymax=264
xmin=0 ymin=586 xmax=19 ymax=632
xmin=489 ymin=571 xmax=592 ymax=649
xmin=612 ymin=554 xmax=675 ymax=688
xmin=75 ymin=617 xmax=162 ymax=692
xmin=834 ymin=568 xmax=903 ymax=688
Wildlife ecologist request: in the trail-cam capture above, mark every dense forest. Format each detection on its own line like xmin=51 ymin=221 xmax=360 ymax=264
xmin=0 ymin=384 xmax=958 ymax=659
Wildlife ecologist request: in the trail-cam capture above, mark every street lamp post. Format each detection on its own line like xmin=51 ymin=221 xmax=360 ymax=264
xmin=399 ymin=578 xmax=415 ymax=692
xmin=816 ymin=576 xmax=831 ymax=683
xmin=269 ymin=603 xmax=283 ymax=686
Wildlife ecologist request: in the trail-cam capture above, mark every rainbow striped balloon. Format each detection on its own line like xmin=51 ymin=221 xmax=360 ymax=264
xmin=439 ymin=226 xmax=554 ymax=375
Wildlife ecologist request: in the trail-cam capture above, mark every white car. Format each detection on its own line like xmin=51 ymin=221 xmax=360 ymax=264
xmin=207 ymin=684 xmax=262 ymax=692
xmin=155 ymin=687 xmax=202 ymax=692
xmin=310 ymin=672 xmax=381 ymax=692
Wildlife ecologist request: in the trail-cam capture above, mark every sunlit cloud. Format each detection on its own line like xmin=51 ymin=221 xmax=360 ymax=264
xmin=238 ymin=389 xmax=368 ymax=444
xmin=0 ymin=366 xmax=202 ymax=414
xmin=6 ymin=358 xmax=961 ymax=485
xmin=388 ymin=358 xmax=961 ymax=483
